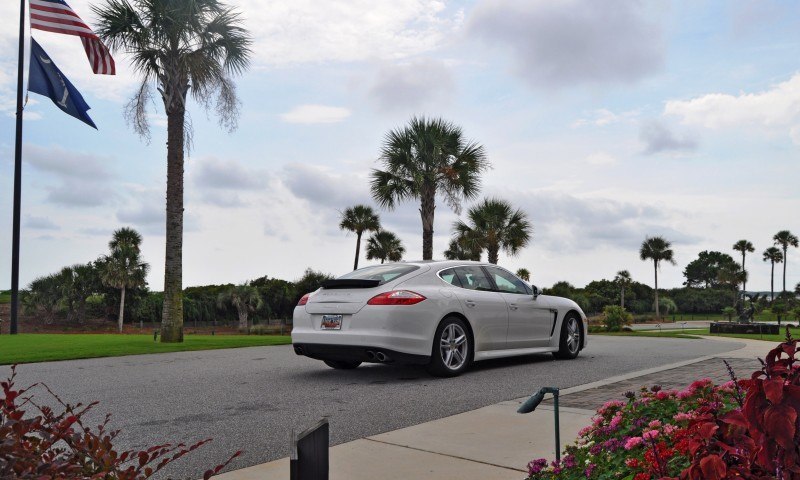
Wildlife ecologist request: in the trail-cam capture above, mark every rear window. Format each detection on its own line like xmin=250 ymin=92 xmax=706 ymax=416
xmin=337 ymin=264 xmax=420 ymax=285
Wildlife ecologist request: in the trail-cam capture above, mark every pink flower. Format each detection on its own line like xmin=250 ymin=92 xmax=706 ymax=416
xmin=677 ymin=388 xmax=693 ymax=399
xmin=673 ymin=412 xmax=692 ymax=422
xmin=648 ymin=420 xmax=662 ymax=429
xmin=598 ymin=400 xmax=625 ymax=415
xmin=609 ymin=413 xmax=623 ymax=430
xmin=655 ymin=390 xmax=670 ymax=400
xmin=663 ymin=424 xmax=677 ymax=435
xmin=690 ymin=378 xmax=712 ymax=389
xmin=578 ymin=425 xmax=593 ymax=437
xmin=624 ymin=436 xmax=643 ymax=450
xmin=642 ymin=429 xmax=659 ymax=440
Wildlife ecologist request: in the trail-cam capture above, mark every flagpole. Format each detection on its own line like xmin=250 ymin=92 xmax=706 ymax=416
xmin=10 ymin=0 xmax=26 ymax=335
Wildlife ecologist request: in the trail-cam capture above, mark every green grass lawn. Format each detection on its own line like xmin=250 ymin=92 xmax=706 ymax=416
xmin=0 ymin=334 xmax=292 ymax=365
xmin=593 ymin=327 xmax=798 ymax=343
xmin=592 ymin=329 xmax=707 ymax=339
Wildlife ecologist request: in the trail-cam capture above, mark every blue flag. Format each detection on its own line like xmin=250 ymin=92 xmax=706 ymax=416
xmin=28 ymin=38 xmax=97 ymax=129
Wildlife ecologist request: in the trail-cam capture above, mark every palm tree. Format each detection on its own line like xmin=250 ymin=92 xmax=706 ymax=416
xmin=217 ymin=283 xmax=263 ymax=331
xmin=95 ymin=0 xmax=252 ymax=343
xmin=110 ymin=227 xmax=143 ymax=253
xmin=365 ymin=230 xmax=405 ymax=264
xmin=614 ymin=270 xmax=633 ymax=309
xmin=443 ymin=237 xmax=481 ymax=261
xmin=370 ymin=116 xmax=489 ymax=260
xmin=339 ymin=205 xmax=381 ymax=270
xmin=717 ymin=262 xmax=747 ymax=307
xmin=762 ymin=247 xmax=783 ymax=302
xmin=773 ymin=230 xmax=799 ymax=294
xmin=515 ymin=268 xmax=530 ymax=281
xmin=453 ymin=198 xmax=531 ymax=265
xmin=100 ymin=246 xmax=149 ymax=333
xmin=639 ymin=236 xmax=676 ymax=319
xmin=732 ymin=240 xmax=754 ymax=293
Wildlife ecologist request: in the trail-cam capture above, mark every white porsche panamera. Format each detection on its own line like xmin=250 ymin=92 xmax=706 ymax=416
xmin=291 ymin=260 xmax=588 ymax=377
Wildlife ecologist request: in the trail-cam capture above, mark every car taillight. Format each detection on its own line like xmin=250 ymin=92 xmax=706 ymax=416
xmin=297 ymin=293 xmax=310 ymax=306
xmin=367 ymin=290 xmax=426 ymax=306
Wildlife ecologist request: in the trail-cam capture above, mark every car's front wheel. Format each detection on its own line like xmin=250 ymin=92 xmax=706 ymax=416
xmin=324 ymin=360 xmax=361 ymax=370
xmin=427 ymin=317 xmax=472 ymax=377
xmin=553 ymin=313 xmax=582 ymax=360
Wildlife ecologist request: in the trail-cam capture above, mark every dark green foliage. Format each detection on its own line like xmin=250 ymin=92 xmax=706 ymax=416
xmin=544 ymin=281 xmax=576 ymax=298
xmin=602 ymin=305 xmax=633 ymax=332
xmin=293 ymin=268 xmax=334 ymax=303
xmin=683 ymin=251 xmax=738 ymax=288
xmin=668 ymin=287 xmax=732 ymax=314
xmin=584 ymin=280 xmax=619 ymax=313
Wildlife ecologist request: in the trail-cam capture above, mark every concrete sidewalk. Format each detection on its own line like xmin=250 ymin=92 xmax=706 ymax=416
xmin=218 ymin=336 xmax=772 ymax=480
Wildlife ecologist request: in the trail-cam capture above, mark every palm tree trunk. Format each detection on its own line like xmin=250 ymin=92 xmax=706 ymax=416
xmin=419 ymin=184 xmax=435 ymax=261
xmin=238 ymin=308 xmax=248 ymax=332
xmin=654 ymin=259 xmax=660 ymax=319
xmin=771 ymin=261 xmax=775 ymax=302
xmin=741 ymin=252 xmax=746 ymax=293
xmin=353 ymin=232 xmax=362 ymax=270
xmin=118 ymin=286 xmax=126 ymax=334
xmin=620 ymin=287 xmax=625 ymax=308
xmin=160 ymin=106 xmax=185 ymax=343
xmin=782 ymin=247 xmax=788 ymax=293
xmin=488 ymin=246 xmax=499 ymax=265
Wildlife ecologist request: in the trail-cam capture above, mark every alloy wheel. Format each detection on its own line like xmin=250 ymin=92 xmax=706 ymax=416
xmin=439 ymin=323 xmax=468 ymax=370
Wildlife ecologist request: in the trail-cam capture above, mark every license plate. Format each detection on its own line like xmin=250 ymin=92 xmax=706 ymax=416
xmin=321 ymin=314 xmax=343 ymax=330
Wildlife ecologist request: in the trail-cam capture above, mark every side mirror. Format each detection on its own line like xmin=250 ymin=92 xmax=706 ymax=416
xmin=532 ymin=286 xmax=540 ymax=299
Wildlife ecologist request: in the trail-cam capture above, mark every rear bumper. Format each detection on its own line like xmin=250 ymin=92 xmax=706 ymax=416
xmin=293 ymin=343 xmax=430 ymax=365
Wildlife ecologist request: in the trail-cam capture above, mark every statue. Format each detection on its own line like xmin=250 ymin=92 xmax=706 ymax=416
xmin=735 ymin=293 xmax=755 ymax=323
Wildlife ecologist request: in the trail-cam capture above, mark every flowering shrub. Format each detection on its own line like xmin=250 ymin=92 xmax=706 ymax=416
xmin=527 ymin=331 xmax=800 ymax=479
xmin=0 ymin=365 xmax=240 ymax=478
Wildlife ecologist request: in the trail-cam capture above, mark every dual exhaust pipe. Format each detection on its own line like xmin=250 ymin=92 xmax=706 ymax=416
xmin=366 ymin=350 xmax=390 ymax=363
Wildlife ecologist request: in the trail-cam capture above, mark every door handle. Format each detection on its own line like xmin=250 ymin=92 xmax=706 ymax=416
xmin=465 ymin=300 xmax=477 ymax=308
xmin=508 ymin=304 xmax=518 ymax=310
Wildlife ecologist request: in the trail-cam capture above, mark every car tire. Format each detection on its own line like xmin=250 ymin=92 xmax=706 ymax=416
xmin=553 ymin=313 xmax=582 ymax=360
xmin=324 ymin=360 xmax=361 ymax=370
xmin=427 ymin=316 xmax=472 ymax=377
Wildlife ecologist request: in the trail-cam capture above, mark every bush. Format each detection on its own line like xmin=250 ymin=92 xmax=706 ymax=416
xmin=0 ymin=366 xmax=240 ymax=478
xmin=722 ymin=306 xmax=736 ymax=321
xmin=602 ymin=305 xmax=633 ymax=332
xmin=526 ymin=332 xmax=800 ymax=479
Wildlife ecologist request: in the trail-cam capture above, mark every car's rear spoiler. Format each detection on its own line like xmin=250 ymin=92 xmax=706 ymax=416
xmin=321 ymin=279 xmax=381 ymax=289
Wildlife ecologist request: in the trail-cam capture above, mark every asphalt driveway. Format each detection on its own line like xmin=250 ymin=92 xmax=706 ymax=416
xmin=10 ymin=335 xmax=743 ymax=478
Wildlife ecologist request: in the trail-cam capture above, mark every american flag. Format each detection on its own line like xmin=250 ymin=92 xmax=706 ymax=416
xmin=29 ymin=0 xmax=116 ymax=75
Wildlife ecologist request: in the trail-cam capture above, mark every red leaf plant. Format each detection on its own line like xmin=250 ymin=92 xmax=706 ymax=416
xmin=0 ymin=365 xmax=241 ymax=479
xmin=526 ymin=330 xmax=800 ymax=480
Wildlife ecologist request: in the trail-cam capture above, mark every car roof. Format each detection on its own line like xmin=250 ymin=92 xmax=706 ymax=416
xmin=388 ymin=260 xmax=489 ymax=268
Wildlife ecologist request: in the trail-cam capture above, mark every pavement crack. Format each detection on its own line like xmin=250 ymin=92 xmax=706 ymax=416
xmin=363 ymin=438 xmax=526 ymax=473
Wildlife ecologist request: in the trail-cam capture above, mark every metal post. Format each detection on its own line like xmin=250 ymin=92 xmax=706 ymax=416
xmin=10 ymin=0 xmax=26 ymax=335
xmin=518 ymin=387 xmax=561 ymax=463
xmin=552 ymin=389 xmax=560 ymax=463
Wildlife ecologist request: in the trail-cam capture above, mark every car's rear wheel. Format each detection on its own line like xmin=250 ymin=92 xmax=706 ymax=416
xmin=553 ymin=313 xmax=582 ymax=360
xmin=324 ymin=360 xmax=361 ymax=370
xmin=427 ymin=317 xmax=472 ymax=377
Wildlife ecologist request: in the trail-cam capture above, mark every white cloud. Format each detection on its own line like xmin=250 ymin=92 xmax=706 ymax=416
xmin=280 ymin=104 xmax=352 ymax=124
xmin=585 ymin=152 xmax=618 ymax=166
xmin=572 ymin=108 xmax=639 ymax=128
xmin=664 ymin=73 xmax=800 ymax=136
xmin=368 ymin=58 xmax=455 ymax=112
xmin=467 ymin=0 xmax=664 ymax=88
xmin=639 ymin=120 xmax=698 ymax=155
xmin=243 ymin=0 xmax=464 ymax=65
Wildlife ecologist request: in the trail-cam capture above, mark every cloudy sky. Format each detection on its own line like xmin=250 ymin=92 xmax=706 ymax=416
xmin=1 ymin=0 xmax=799 ymax=293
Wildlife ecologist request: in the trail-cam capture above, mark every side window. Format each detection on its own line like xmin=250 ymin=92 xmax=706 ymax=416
xmin=453 ymin=266 xmax=494 ymax=291
xmin=439 ymin=268 xmax=462 ymax=287
xmin=487 ymin=267 xmax=529 ymax=295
